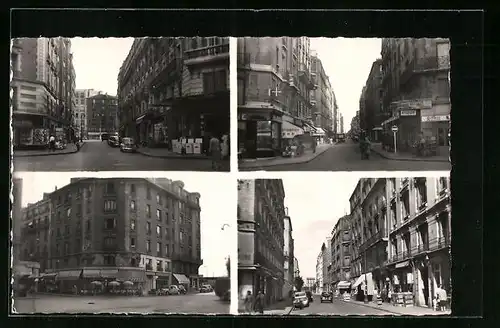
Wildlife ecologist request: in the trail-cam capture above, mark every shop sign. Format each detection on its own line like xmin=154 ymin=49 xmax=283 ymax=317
xmin=400 ymin=110 xmax=417 ymax=116
xmin=238 ymin=233 xmax=254 ymax=266
xmin=421 ymin=115 xmax=450 ymax=122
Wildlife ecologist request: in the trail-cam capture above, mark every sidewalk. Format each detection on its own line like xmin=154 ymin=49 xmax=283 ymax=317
xmin=371 ymin=143 xmax=449 ymax=163
xmin=14 ymin=142 xmax=85 ymax=157
xmin=137 ymin=147 xmax=209 ymax=160
xmin=239 ymin=143 xmax=333 ymax=169
xmin=349 ymin=299 xmax=451 ymax=316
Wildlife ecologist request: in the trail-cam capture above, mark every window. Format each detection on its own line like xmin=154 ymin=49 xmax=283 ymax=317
xmin=157 ymin=242 xmax=161 ymax=253
xmin=156 ymin=260 xmax=162 ymax=271
xmin=105 ymin=218 xmax=116 ymax=230
xmin=237 ymin=79 xmax=245 ymax=105
xmin=64 ymin=242 xmax=69 ymax=254
xmin=146 ymin=204 xmax=151 ymax=217
xmin=432 ymin=263 xmax=442 ymax=286
xmin=156 ymin=194 xmax=161 ymax=204
xmin=104 ymin=237 xmax=116 ymax=247
xmin=156 ymin=225 xmax=161 ymax=237
xmin=104 ymin=200 xmax=116 ymax=212
xmin=146 ymin=240 xmax=151 ymax=252
xmin=165 ymin=244 xmax=170 ymax=256
xmin=401 ymin=191 xmax=410 ymax=219
xmin=156 ymin=209 xmax=161 ymax=221
xmin=437 ymin=78 xmax=450 ymax=99
xmin=179 ymin=231 xmax=183 ymax=243
xmin=106 ymin=182 xmax=115 ymax=194
xmin=130 ymin=184 xmax=135 ymax=193
xmin=415 ymin=178 xmax=428 ymax=209
xmin=147 ymin=221 xmax=151 ymax=234
xmin=130 ymin=219 xmax=136 ymax=231
xmin=104 ymin=255 xmax=116 ymax=266
xmin=203 ymin=70 xmax=227 ymax=94
xmin=86 ymin=220 xmax=91 ymax=232
xmin=130 ymin=200 xmax=136 ymax=210
xmin=130 ymin=237 xmax=136 ymax=248
xmin=146 ymin=187 xmax=151 ymax=199
xmin=66 ymin=208 xmax=72 ymax=219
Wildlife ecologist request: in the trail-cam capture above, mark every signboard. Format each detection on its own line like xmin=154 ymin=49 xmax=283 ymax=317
xmin=391 ymin=125 xmax=399 ymax=133
xmin=392 ymin=99 xmax=432 ymax=110
xmin=421 ymin=115 xmax=450 ymax=122
xmin=238 ymin=232 xmax=254 ymax=266
xmin=400 ymin=109 xmax=417 ymax=116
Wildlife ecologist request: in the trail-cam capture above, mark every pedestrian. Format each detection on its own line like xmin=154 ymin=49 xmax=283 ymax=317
xmin=221 ymin=134 xmax=229 ymax=161
xmin=209 ymin=134 xmax=221 ymax=171
xmin=253 ymin=290 xmax=265 ymax=314
xmin=48 ymin=135 xmax=56 ymax=152
xmin=244 ymin=290 xmax=254 ymax=314
xmin=435 ymin=284 xmax=448 ymax=311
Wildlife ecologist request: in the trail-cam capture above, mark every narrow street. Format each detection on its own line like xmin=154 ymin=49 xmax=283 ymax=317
xmin=13 ymin=141 xmax=229 ymax=172
xmin=12 ymin=292 xmax=229 ymax=314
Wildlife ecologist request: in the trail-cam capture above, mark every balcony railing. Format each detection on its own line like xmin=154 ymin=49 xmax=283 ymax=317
xmin=184 ymin=44 xmax=229 ymax=64
xmin=298 ymin=63 xmax=315 ymax=89
xmin=145 ymin=264 xmax=153 ymax=271
xmin=400 ymin=55 xmax=450 ymax=86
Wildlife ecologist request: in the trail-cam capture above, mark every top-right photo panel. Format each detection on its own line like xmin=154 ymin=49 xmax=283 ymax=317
xmin=237 ymin=38 xmax=451 ymax=172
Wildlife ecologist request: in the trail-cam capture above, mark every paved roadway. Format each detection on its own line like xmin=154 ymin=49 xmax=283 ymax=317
xmin=263 ymin=141 xmax=451 ymax=171
xmin=287 ymin=296 xmax=390 ymax=315
xmin=13 ymin=141 xmax=228 ymax=172
xmin=12 ymin=291 xmax=229 ymax=314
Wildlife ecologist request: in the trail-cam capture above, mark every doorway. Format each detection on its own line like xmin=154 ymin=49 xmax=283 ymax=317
xmin=420 ymin=266 xmax=430 ymax=306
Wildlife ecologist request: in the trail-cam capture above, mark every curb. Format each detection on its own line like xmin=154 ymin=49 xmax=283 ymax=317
xmin=14 ymin=142 xmax=86 ymax=158
xmin=371 ymin=148 xmax=449 ymax=163
xmin=137 ymin=150 xmax=210 ymax=160
xmin=239 ymin=146 xmax=333 ymax=170
xmin=348 ymin=300 xmax=447 ymax=316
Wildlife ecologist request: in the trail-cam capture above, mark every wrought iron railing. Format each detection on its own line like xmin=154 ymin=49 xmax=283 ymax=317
xmin=185 ymin=43 xmax=229 ymax=60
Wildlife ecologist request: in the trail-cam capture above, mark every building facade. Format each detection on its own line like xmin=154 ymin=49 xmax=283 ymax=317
xmin=74 ymin=89 xmax=100 ymax=139
xmin=330 ymin=215 xmax=352 ymax=289
xmin=237 ymin=37 xmax=319 ymax=157
xmin=339 ymin=113 xmax=344 ymax=134
xmin=349 ymin=111 xmax=361 ymax=138
xmin=360 ymin=59 xmax=385 ymax=141
xmin=117 ymin=37 xmax=230 ymax=150
xmin=238 ymin=179 xmax=286 ymax=309
xmin=282 ymin=214 xmax=295 ymax=299
xmin=12 ymin=178 xmax=24 ymax=265
xmin=349 ymin=177 xmax=451 ymax=308
xmin=86 ymin=93 xmax=119 ymax=139
xmin=11 ymin=38 xmax=76 ymax=148
xmin=380 ymin=38 xmax=451 ymax=153
xmin=311 ymin=54 xmax=334 ymax=138
xmin=315 ymin=249 xmax=324 ymax=294
xmin=322 ymin=236 xmax=332 ymax=292
xmin=19 ymin=178 xmax=203 ymax=294
xmin=294 ymin=257 xmax=300 ymax=279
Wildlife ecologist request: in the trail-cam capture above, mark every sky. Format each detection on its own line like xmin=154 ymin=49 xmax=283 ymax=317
xmin=71 ymin=37 xmax=134 ymax=95
xmin=15 ymin=172 xmax=235 ymax=277
xmin=283 ymin=175 xmax=359 ymax=279
xmin=310 ymin=38 xmax=382 ymax=130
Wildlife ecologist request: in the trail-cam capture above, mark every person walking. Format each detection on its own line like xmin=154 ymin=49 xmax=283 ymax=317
xmin=48 ymin=135 xmax=56 ymax=152
xmin=253 ymin=290 xmax=265 ymax=314
xmin=221 ymin=133 xmax=230 ymax=161
xmin=209 ymin=134 xmax=221 ymax=171
xmin=435 ymin=284 xmax=448 ymax=311
xmin=244 ymin=290 xmax=254 ymax=314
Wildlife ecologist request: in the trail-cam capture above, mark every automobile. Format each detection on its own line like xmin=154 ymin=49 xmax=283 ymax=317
xmin=306 ymin=290 xmax=314 ymax=303
xmin=120 ymin=137 xmax=138 ymax=153
xmin=167 ymin=285 xmax=180 ymax=295
xmin=158 ymin=287 xmax=170 ymax=296
xmin=177 ymin=285 xmax=187 ymax=294
xmin=101 ymin=133 xmax=110 ymax=141
xmin=293 ymin=291 xmax=309 ymax=309
xmin=108 ymin=135 xmax=120 ymax=147
xmin=321 ymin=292 xmax=333 ymax=303
xmin=199 ymin=284 xmax=213 ymax=293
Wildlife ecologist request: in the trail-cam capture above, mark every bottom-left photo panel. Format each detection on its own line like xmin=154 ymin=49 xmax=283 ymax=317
xmin=11 ymin=172 xmax=235 ymax=315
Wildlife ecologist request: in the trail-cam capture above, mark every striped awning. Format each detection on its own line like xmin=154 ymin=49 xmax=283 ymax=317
xmin=83 ymin=269 xmax=101 ymax=278
xmin=56 ymin=270 xmax=81 ymax=280
xmin=173 ymin=274 xmax=190 ymax=284
xmin=100 ymin=269 xmax=119 ymax=278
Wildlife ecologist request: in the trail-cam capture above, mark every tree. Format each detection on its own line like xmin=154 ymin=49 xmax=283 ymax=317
xmin=226 ymin=256 xmax=230 ymax=277
xmin=294 ymin=276 xmax=304 ymax=292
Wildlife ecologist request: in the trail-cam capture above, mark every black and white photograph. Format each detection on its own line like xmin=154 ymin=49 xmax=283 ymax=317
xmin=11 ymin=37 xmax=230 ymax=172
xmin=237 ymin=176 xmax=451 ymax=315
xmin=237 ymin=37 xmax=451 ymax=171
xmin=11 ymin=173 xmax=234 ymax=314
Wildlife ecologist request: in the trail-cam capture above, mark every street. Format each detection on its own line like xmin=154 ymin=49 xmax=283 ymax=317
xmin=13 ymin=141 xmax=228 ymax=172
xmin=12 ymin=292 xmax=229 ymax=314
xmin=256 ymin=141 xmax=450 ymax=171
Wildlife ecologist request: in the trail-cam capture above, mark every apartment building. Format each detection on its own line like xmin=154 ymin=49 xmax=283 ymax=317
xmin=360 ymin=59 xmax=385 ymax=141
xmin=19 ymin=178 xmax=203 ymax=294
xmin=282 ymin=214 xmax=295 ymax=299
xmin=117 ymin=37 xmax=230 ymax=148
xmin=11 ymin=38 xmax=76 ymax=147
xmin=86 ymin=93 xmax=118 ymax=139
xmin=74 ymin=89 xmax=100 ymax=139
xmin=380 ymin=38 xmax=451 ymax=152
xmin=316 ymin=249 xmax=324 ymax=294
xmin=238 ymin=179 xmax=286 ymax=308
xmin=322 ymin=236 xmax=332 ymax=292
xmin=311 ymin=53 xmax=335 ymax=138
xmin=330 ymin=215 xmax=352 ymax=291
xmin=237 ymin=37 xmax=318 ymax=157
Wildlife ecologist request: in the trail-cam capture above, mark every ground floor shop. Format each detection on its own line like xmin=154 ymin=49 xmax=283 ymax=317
xmin=238 ymin=266 xmax=284 ymax=310
xmin=12 ymin=113 xmax=74 ymax=148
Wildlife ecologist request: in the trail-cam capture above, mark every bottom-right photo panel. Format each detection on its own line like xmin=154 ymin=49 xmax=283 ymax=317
xmin=237 ymin=175 xmax=451 ymax=316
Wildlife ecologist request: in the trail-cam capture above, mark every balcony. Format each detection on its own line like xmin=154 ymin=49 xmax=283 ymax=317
xmin=286 ymin=71 xmax=299 ymax=91
xmin=400 ymin=55 xmax=450 ymax=87
xmin=184 ymin=43 xmax=229 ymax=67
xmin=145 ymin=264 xmax=153 ymax=271
xmin=298 ymin=63 xmax=315 ymax=89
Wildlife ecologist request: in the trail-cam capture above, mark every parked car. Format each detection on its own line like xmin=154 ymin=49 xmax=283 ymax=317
xmin=177 ymin=285 xmax=187 ymax=294
xmin=101 ymin=133 xmax=110 ymax=141
xmin=306 ymin=290 xmax=314 ymax=303
xmin=120 ymin=137 xmax=138 ymax=153
xmin=167 ymin=285 xmax=180 ymax=295
xmin=158 ymin=287 xmax=170 ymax=296
xmin=321 ymin=291 xmax=333 ymax=303
xmin=199 ymin=284 xmax=213 ymax=293
xmin=293 ymin=291 xmax=309 ymax=309
xmin=108 ymin=135 xmax=120 ymax=147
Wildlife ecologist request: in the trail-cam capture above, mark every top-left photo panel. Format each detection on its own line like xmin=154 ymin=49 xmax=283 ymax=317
xmin=11 ymin=37 xmax=230 ymax=172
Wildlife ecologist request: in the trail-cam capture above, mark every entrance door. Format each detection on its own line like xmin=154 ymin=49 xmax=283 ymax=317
xmin=245 ymin=121 xmax=257 ymax=158
xmin=420 ymin=266 xmax=430 ymax=306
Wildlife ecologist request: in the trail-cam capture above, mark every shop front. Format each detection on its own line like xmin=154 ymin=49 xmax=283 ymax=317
xmin=173 ymin=273 xmax=191 ymax=289
xmin=238 ymin=109 xmax=283 ymax=158
xmin=421 ymin=110 xmax=450 ymax=155
xmin=387 ymin=260 xmax=415 ymax=306
xmin=12 ymin=114 xmax=50 ymax=148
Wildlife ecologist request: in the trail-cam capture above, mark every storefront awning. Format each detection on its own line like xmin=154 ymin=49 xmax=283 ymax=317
xmin=56 ymin=270 xmax=81 ymax=280
xmin=337 ymin=281 xmax=351 ymax=289
xmin=173 ymin=274 xmax=190 ymax=284
xmin=100 ymin=269 xmax=119 ymax=278
xmin=83 ymin=269 xmax=102 ymax=278
xmin=135 ymin=115 xmax=146 ymax=124
xmin=281 ymin=121 xmax=304 ymax=139
xmin=312 ymin=127 xmax=326 ymax=135
xmin=352 ymin=272 xmax=373 ymax=289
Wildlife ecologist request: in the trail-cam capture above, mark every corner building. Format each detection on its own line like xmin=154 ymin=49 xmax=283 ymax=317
xmin=21 ymin=178 xmax=202 ymax=294
xmin=238 ymin=179 xmax=286 ymax=309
